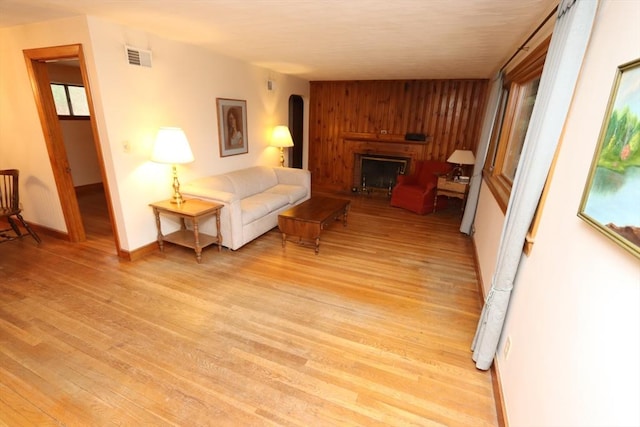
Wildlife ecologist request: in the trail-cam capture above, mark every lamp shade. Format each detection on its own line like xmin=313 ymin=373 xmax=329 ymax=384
xmin=270 ymin=125 xmax=294 ymax=148
xmin=447 ymin=149 xmax=475 ymax=165
xmin=151 ymin=127 xmax=194 ymax=164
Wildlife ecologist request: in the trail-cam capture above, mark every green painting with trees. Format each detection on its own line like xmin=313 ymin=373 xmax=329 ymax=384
xmin=599 ymin=105 xmax=640 ymax=172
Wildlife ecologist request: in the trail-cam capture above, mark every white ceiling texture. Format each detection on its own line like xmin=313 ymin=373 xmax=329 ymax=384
xmin=0 ymin=0 xmax=559 ymax=80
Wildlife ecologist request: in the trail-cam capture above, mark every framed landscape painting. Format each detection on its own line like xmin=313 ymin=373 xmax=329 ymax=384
xmin=578 ymin=58 xmax=640 ymax=258
xmin=216 ymin=98 xmax=248 ymax=157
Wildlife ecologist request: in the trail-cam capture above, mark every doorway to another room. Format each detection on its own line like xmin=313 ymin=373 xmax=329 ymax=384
xmin=289 ymin=95 xmax=304 ymax=169
xmin=23 ymin=44 xmax=119 ymax=256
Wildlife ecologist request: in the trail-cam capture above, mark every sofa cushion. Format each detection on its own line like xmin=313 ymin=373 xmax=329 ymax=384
xmin=226 ymin=166 xmax=279 ymax=199
xmin=240 ymin=193 xmax=289 ymax=225
xmin=264 ymin=184 xmax=307 ymax=204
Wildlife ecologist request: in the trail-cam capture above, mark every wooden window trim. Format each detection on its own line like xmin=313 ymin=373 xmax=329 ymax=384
xmin=57 ymin=115 xmax=91 ymax=121
xmin=483 ymin=36 xmax=551 ymax=213
xmin=484 ymin=87 xmax=509 ymax=175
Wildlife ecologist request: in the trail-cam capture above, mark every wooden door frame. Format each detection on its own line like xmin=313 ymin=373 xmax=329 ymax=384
xmin=23 ymin=44 xmax=122 ymax=255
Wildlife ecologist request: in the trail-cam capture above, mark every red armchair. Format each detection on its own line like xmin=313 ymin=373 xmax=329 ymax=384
xmin=390 ymin=160 xmax=453 ymax=214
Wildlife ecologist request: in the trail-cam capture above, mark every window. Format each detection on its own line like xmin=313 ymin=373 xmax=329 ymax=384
xmin=483 ymin=36 xmax=551 ymax=212
xmin=502 ymin=77 xmax=540 ymax=181
xmin=50 ymin=83 xmax=90 ymax=118
xmin=485 ymin=87 xmax=510 ymax=174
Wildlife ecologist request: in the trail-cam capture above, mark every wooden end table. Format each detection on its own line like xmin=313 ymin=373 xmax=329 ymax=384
xmin=434 ymin=176 xmax=469 ymax=212
xmin=150 ymin=199 xmax=223 ymax=263
xmin=278 ymin=196 xmax=351 ymax=254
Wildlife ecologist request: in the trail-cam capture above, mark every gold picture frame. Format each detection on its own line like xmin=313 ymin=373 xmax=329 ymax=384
xmin=216 ymin=98 xmax=248 ymax=157
xmin=578 ymin=58 xmax=640 ymax=258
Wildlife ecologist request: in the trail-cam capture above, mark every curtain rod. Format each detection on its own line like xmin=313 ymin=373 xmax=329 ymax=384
xmin=499 ymin=5 xmax=559 ymax=74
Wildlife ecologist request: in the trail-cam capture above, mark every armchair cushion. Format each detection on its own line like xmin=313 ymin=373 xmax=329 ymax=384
xmin=390 ymin=160 xmax=452 ymax=214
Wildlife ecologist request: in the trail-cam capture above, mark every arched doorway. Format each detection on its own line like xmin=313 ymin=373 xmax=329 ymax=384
xmin=288 ymin=95 xmax=304 ymax=169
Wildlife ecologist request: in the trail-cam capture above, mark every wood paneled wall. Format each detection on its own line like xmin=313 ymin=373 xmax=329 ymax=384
xmin=309 ymin=79 xmax=489 ymax=191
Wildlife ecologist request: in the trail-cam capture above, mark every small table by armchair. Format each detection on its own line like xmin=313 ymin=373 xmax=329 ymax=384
xmin=434 ymin=176 xmax=469 ymax=212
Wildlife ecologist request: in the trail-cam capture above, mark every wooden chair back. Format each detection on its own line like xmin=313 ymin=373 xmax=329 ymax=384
xmin=0 ymin=169 xmax=41 ymax=244
xmin=0 ymin=169 xmax=20 ymax=216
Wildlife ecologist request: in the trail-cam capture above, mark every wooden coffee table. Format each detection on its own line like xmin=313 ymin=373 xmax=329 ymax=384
xmin=278 ymin=196 xmax=351 ymax=254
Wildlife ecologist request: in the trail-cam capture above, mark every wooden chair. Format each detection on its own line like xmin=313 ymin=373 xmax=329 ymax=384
xmin=0 ymin=169 xmax=41 ymax=244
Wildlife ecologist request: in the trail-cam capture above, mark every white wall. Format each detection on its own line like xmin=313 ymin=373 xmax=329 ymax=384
xmin=472 ymin=180 xmax=505 ymax=296
xmin=0 ymin=15 xmax=309 ymax=250
xmin=474 ymin=2 xmax=640 ymax=426
xmin=86 ymin=16 xmax=309 ymax=250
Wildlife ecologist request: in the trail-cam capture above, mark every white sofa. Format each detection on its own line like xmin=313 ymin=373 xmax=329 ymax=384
xmin=181 ymin=166 xmax=311 ymax=250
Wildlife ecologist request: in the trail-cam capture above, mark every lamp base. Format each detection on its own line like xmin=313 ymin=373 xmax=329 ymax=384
xmin=279 ymin=147 xmax=285 ymax=167
xmin=452 ymin=165 xmax=464 ymax=177
xmin=170 ymin=165 xmax=186 ymax=205
xmin=170 ymin=193 xmax=186 ymax=205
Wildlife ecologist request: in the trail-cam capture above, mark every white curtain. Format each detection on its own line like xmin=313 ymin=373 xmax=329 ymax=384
xmin=460 ymin=74 xmax=503 ymax=235
xmin=471 ymin=0 xmax=599 ymax=370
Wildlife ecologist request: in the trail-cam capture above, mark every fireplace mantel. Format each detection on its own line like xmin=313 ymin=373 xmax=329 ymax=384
xmin=342 ymin=132 xmax=431 ymax=145
xmin=343 ymin=137 xmax=430 ymax=167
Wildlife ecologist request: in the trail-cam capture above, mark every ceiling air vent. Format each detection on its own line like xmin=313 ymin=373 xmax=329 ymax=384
xmin=125 ymin=45 xmax=152 ymax=68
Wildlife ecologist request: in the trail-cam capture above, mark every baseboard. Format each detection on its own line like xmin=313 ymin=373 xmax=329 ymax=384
xmin=30 ymin=223 xmax=69 ymax=241
xmin=491 ymin=360 xmax=508 ymax=427
xmin=470 ymin=234 xmax=487 ymax=301
xmin=126 ymin=241 xmax=158 ymax=261
xmin=471 ymin=234 xmax=508 ymax=427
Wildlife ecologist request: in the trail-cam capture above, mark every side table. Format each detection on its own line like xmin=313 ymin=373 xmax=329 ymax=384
xmin=434 ymin=176 xmax=469 ymax=212
xmin=149 ymin=199 xmax=223 ymax=263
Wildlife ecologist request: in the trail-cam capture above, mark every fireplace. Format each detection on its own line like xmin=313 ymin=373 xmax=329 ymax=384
xmin=353 ymin=154 xmax=410 ymax=195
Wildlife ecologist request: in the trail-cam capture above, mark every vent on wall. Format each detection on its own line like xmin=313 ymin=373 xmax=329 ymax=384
xmin=125 ymin=45 xmax=152 ymax=67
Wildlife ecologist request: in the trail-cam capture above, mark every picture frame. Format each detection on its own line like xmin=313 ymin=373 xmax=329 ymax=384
xmin=216 ymin=98 xmax=248 ymax=157
xmin=578 ymin=58 xmax=640 ymax=258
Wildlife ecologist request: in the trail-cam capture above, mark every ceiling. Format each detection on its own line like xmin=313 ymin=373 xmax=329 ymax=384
xmin=0 ymin=0 xmax=559 ymax=81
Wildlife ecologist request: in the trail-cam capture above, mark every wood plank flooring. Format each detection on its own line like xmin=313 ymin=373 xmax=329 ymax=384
xmin=0 ymin=192 xmax=497 ymax=426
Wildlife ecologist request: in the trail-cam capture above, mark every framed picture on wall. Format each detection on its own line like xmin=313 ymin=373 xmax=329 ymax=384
xmin=216 ymin=98 xmax=248 ymax=157
xmin=578 ymin=58 xmax=640 ymax=258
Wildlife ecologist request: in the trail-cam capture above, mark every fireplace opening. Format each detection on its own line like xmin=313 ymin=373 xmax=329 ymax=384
xmin=354 ymin=154 xmax=409 ymax=195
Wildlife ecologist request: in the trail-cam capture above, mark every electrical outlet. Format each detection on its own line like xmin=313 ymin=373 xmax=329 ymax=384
xmin=504 ymin=336 xmax=512 ymax=360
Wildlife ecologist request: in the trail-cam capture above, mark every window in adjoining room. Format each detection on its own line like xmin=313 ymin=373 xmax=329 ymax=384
xmin=50 ymin=83 xmax=90 ymax=118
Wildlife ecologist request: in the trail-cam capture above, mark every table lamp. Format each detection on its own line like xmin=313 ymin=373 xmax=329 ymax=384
xmin=447 ymin=149 xmax=475 ymax=179
xmin=270 ymin=125 xmax=294 ymax=167
xmin=151 ymin=127 xmax=194 ymax=205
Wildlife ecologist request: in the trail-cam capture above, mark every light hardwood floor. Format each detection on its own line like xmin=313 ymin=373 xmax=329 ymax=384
xmin=0 ymin=192 xmax=498 ymax=426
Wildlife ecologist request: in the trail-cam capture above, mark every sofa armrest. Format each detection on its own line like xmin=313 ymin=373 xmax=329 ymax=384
xmin=274 ymin=167 xmax=311 ymax=190
xmin=181 ymin=187 xmax=245 ymax=250
xmin=424 ymin=182 xmax=436 ymax=193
